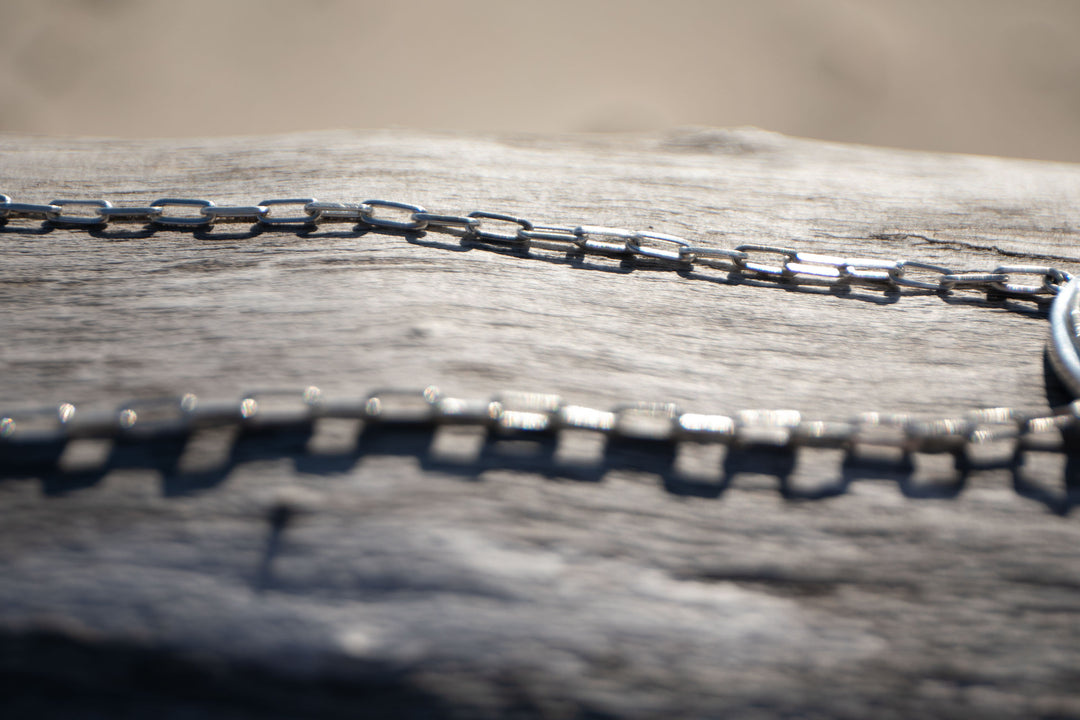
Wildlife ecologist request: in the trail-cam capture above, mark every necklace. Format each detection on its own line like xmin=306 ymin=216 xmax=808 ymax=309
xmin=2 ymin=193 xmax=1079 ymax=476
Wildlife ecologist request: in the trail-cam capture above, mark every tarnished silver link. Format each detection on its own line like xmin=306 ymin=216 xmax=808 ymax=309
xmin=201 ymin=205 xmax=269 ymax=224
xmin=628 ymin=231 xmax=692 ymax=263
xmin=575 ymin=226 xmax=635 ymax=254
xmin=467 ymin=211 xmax=533 ymax=244
xmin=47 ymin=199 xmax=112 ymax=225
xmin=734 ymin=245 xmax=798 ymax=277
xmin=150 ymin=198 xmax=215 ymax=227
xmin=257 ymin=198 xmax=319 ymax=225
xmin=361 ymin=200 xmax=427 ymax=231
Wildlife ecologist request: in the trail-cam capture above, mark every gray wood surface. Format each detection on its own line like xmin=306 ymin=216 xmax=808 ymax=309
xmin=2 ymin=128 xmax=1080 ymax=718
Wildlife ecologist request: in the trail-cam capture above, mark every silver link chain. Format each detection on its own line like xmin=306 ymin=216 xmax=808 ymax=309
xmin=2 ymin=192 xmax=1076 ymax=472
xmin=4 ymin=386 xmax=1077 ymax=459
xmin=2 ymin=192 xmax=1068 ymax=295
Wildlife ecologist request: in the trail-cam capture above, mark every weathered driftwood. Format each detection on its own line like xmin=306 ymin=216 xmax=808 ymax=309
xmin=2 ymin=128 xmax=1080 ymax=718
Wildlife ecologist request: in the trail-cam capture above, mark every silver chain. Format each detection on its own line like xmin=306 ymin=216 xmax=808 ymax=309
xmin=2 ymin=193 xmax=1077 ymax=468
xmin=3 ymin=385 xmax=1079 ymax=459
xmin=1 ymin=194 xmax=1072 ymax=296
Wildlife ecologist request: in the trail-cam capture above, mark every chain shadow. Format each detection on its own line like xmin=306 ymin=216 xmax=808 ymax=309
xmin=3 ymin=419 xmax=1076 ymax=513
xmin=0 ymin=220 xmax=55 ymax=236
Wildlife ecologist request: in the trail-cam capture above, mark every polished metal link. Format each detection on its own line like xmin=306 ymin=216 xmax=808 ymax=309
xmin=413 ymin=212 xmax=480 ymax=233
xmin=627 ymin=231 xmax=692 ymax=263
xmin=114 ymin=394 xmax=199 ymax=437
xmin=893 ymin=261 xmax=953 ymax=290
xmin=735 ymin=409 xmax=802 ymax=447
xmin=784 ymin=252 xmax=848 ymax=280
xmin=905 ymin=416 xmax=973 ymax=453
xmin=99 ymin=205 xmax=164 ymax=223
xmin=150 ymin=198 xmax=215 ymax=227
xmin=258 ymin=198 xmax=319 ymax=225
xmin=612 ymin=402 xmax=681 ymax=441
xmin=518 ymin=223 xmax=578 ymax=245
xmin=940 ymin=270 xmax=1010 ymax=291
xmin=850 ymin=412 xmax=912 ymax=449
xmin=362 ymin=386 xmax=441 ymax=424
xmin=991 ymin=265 xmax=1067 ymax=296
xmin=787 ymin=252 xmax=899 ymax=283
xmin=201 ymin=205 xmax=269 ymax=224
xmin=47 ymin=199 xmax=112 ymax=225
xmin=0 ymin=199 xmax=63 ymax=220
xmin=677 ymin=412 xmax=736 ymax=442
xmin=237 ymin=387 xmax=322 ymax=428
xmin=305 ymin=201 xmax=369 ymax=224
xmin=791 ymin=419 xmax=856 ymax=449
xmin=0 ymin=402 xmax=76 ymax=444
xmin=557 ymin=404 xmax=616 ymax=432
xmin=575 ymin=226 xmax=635 ymax=254
xmin=491 ymin=391 xmax=562 ymax=433
xmin=467 ymin=211 xmax=533 ymax=244
xmin=680 ymin=245 xmax=749 ymax=268
xmin=734 ymin=245 xmax=797 ymax=276
xmin=435 ymin=396 xmax=498 ymax=425
xmin=361 ymin=200 xmax=427 ymax=231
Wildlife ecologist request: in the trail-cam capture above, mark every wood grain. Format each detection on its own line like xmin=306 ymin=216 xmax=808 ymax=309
xmin=2 ymin=128 xmax=1080 ymax=718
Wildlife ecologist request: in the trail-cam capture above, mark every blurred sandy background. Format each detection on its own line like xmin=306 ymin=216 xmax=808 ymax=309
xmin=2 ymin=0 xmax=1080 ymax=161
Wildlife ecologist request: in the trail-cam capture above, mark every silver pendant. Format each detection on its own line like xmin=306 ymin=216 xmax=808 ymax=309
xmin=1049 ymin=276 xmax=1080 ymax=397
